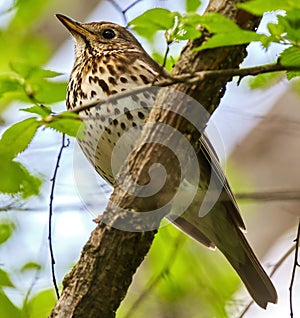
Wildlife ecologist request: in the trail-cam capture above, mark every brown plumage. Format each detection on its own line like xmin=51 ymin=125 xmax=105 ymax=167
xmin=57 ymin=14 xmax=277 ymax=308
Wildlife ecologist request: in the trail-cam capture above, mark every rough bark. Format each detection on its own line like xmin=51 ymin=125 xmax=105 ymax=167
xmin=50 ymin=0 xmax=261 ymax=317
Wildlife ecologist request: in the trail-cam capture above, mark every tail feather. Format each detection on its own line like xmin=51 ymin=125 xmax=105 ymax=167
xmin=171 ymin=202 xmax=278 ymax=309
xmin=220 ymin=230 xmax=277 ymax=309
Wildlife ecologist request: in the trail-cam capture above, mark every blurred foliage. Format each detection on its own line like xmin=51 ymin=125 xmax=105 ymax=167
xmin=1 ymin=0 xmax=300 ymax=317
xmin=0 ymin=218 xmax=56 ymax=317
xmin=118 ymin=225 xmax=240 ymax=318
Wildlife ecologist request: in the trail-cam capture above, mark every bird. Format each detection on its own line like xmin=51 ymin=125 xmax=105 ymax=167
xmin=56 ymin=14 xmax=277 ymax=309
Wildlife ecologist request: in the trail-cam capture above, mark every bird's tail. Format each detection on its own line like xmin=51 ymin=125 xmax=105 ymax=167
xmin=172 ymin=214 xmax=277 ymax=309
xmin=220 ymin=229 xmax=278 ymax=309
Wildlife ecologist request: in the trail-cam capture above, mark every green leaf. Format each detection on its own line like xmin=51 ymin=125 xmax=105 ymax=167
xmin=45 ymin=112 xmax=84 ymax=138
xmin=0 ymin=269 xmax=14 ymax=288
xmin=280 ymin=47 xmax=300 ymax=79
xmin=197 ymin=13 xmax=240 ymax=33
xmin=0 ymin=290 xmax=21 ymax=318
xmin=0 ymin=75 xmax=22 ymax=98
xmin=33 ymin=81 xmax=67 ymax=104
xmin=237 ymin=0 xmax=299 ymax=16
xmin=186 ymin=0 xmax=201 ymax=12
xmin=195 ymin=31 xmax=265 ymax=51
xmin=20 ymin=262 xmax=42 ymax=272
xmin=0 ymin=160 xmax=41 ymax=198
xmin=10 ymin=61 xmax=62 ymax=80
xmin=21 ymin=105 xmax=52 ymax=119
xmin=22 ymin=289 xmax=56 ymax=318
xmin=248 ymin=72 xmax=285 ymax=89
xmin=0 ymin=221 xmax=15 ymax=245
xmin=169 ymin=13 xmax=202 ymax=42
xmin=277 ymin=11 xmax=300 ymax=44
xmin=0 ymin=118 xmax=40 ymax=159
xmin=129 ymin=9 xmax=176 ymax=39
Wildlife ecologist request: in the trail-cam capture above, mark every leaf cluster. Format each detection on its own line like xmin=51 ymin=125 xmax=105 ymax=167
xmin=129 ymin=0 xmax=300 ymax=81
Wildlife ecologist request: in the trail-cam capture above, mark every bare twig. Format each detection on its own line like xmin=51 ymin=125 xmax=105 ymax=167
xmin=69 ymin=62 xmax=290 ymax=114
xmin=289 ymin=219 xmax=300 ymax=318
xmin=108 ymin=0 xmax=144 ymax=25
xmin=48 ymin=134 xmax=70 ymax=299
xmin=236 ymin=190 xmax=300 ymax=202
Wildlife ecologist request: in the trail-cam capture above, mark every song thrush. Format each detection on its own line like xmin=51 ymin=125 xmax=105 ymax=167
xmin=56 ymin=14 xmax=277 ymax=308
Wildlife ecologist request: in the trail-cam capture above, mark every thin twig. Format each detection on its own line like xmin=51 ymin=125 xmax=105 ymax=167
xmin=289 ymin=219 xmax=300 ymax=318
xmin=236 ymin=190 xmax=300 ymax=202
xmin=48 ymin=133 xmax=70 ymax=299
xmin=69 ymin=62 xmax=291 ymax=114
xmin=108 ymin=0 xmax=144 ymax=25
xmin=239 ymin=245 xmax=296 ymax=317
xmin=123 ymin=234 xmax=185 ymax=318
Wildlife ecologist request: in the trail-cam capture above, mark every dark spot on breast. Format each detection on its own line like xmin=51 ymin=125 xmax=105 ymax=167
xmin=90 ymin=90 xmax=97 ymax=98
xmin=107 ymin=64 xmax=116 ymax=76
xmin=99 ymin=79 xmax=109 ymax=93
xmin=120 ymin=77 xmax=128 ymax=83
xmin=131 ymin=95 xmax=139 ymax=102
xmin=132 ymin=122 xmax=137 ymax=129
xmin=120 ymin=122 xmax=126 ymax=130
xmin=110 ymin=90 xmax=118 ymax=95
xmin=138 ymin=111 xmax=145 ymax=120
xmin=105 ymin=127 xmax=111 ymax=134
xmin=100 ymin=115 xmax=106 ymax=122
xmin=140 ymin=101 xmax=148 ymax=109
xmin=130 ymin=75 xmax=137 ymax=81
xmin=124 ymin=107 xmax=133 ymax=120
xmin=117 ymin=132 xmax=121 ymax=137
xmin=140 ymin=74 xmax=149 ymax=84
xmin=143 ymin=92 xmax=150 ymax=99
xmin=113 ymin=119 xmax=118 ymax=126
xmin=117 ymin=64 xmax=125 ymax=72
xmin=99 ymin=66 xmax=105 ymax=74
xmin=108 ymin=77 xmax=117 ymax=85
xmin=114 ymin=108 xmax=120 ymax=115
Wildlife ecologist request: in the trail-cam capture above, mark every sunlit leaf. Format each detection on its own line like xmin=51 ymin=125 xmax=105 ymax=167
xmin=0 ymin=290 xmax=21 ymax=318
xmin=280 ymin=47 xmax=300 ymax=79
xmin=10 ymin=61 xmax=61 ymax=80
xmin=248 ymin=72 xmax=285 ymax=89
xmin=186 ymin=0 xmax=201 ymax=12
xmin=0 ymin=269 xmax=14 ymax=288
xmin=0 ymin=160 xmax=41 ymax=198
xmin=0 ymin=221 xmax=15 ymax=245
xmin=21 ymin=262 xmax=42 ymax=272
xmin=21 ymin=105 xmax=52 ymax=119
xmin=45 ymin=112 xmax=84 ymax=138
xmin=195 ymin=31 xmax=265 ymax=51
xmin=237 ymin=0 xmax=299 ymax=16
xmin=0 ymin=75 xmax=22 ymax=98
xmin=22 ymin=289 xmax=56 ymax=318
xmin=34 ymin=81 xmax=67 ymax=104
xmin=129 ymin=9 xmax=176 ymax=39
xmin=197 ymin=13 xmax=241 ymax=33
xmin=0 ymin=118 xmax=40 ymax=159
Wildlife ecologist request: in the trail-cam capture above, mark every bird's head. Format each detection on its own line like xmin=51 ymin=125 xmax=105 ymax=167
xmin=56 ymin=14 xmax=144 ymax=59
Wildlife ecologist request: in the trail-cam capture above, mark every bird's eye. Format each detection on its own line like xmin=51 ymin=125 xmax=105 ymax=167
xmin=102 ymin=29 xmax=116 ymax=39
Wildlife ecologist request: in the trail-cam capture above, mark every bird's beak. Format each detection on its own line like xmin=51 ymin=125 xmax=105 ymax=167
xmin=56 ymin=14 xmax=97 ymax=40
